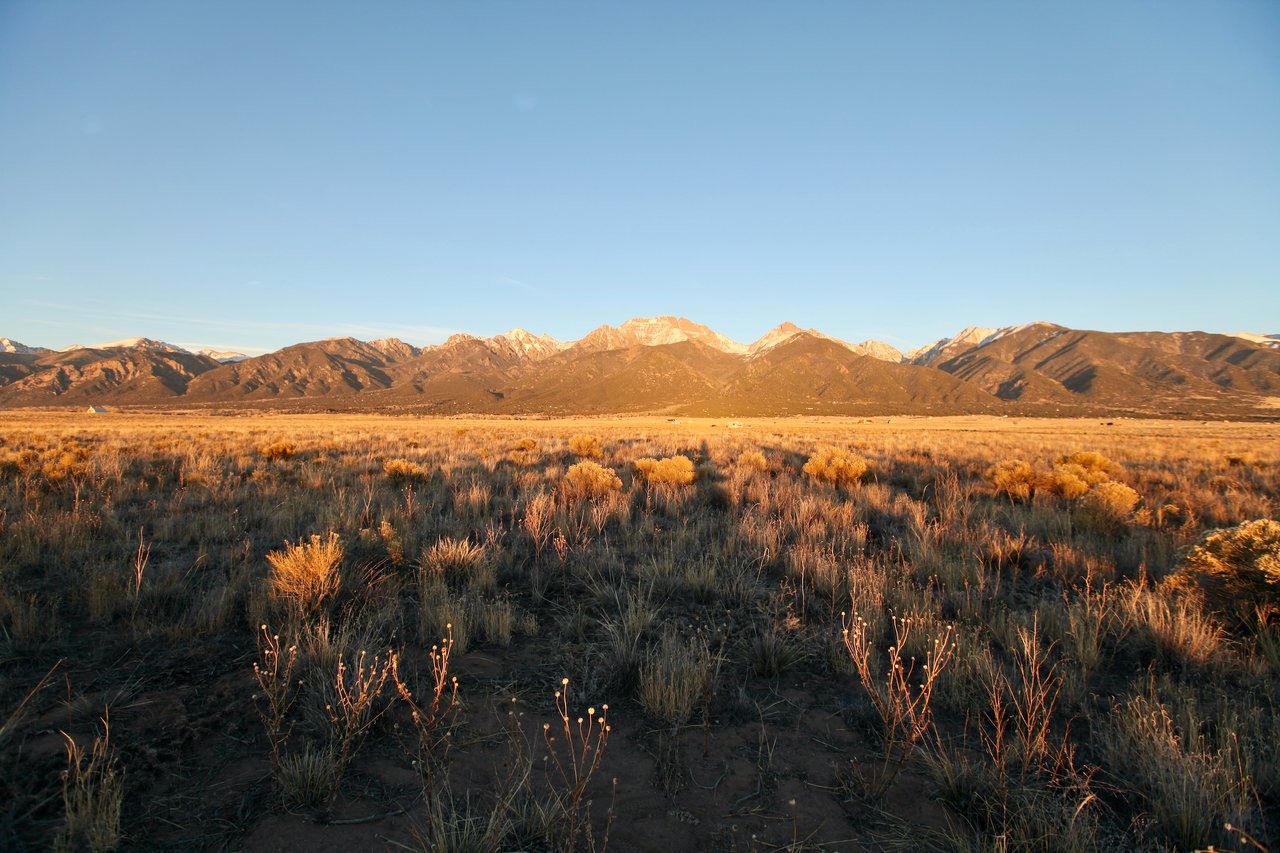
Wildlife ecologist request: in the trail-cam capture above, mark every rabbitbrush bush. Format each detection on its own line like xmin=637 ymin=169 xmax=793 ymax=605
xmin=803 ymin=447 xmax=868 ymax=486
xmin=1164 ymin=519 xmax=1280 ymax=623
xmin=567 ymin=434 xmax=602 ymax=459
xmin=633 ymin=454 xmax=696 ymax=487
xmin=985 ymin=459 xmax=1037 ymax=500
xmin=735 ymin=449 xmax=769 ymax=472
xmin=563 ymin=460 xmax=621 ymax=498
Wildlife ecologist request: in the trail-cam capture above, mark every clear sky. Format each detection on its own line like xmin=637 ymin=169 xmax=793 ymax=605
xmin=1 ymin=1 xmax=1277 ymax=354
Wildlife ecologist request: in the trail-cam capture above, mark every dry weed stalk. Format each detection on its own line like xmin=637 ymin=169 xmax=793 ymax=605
xmin=542 ymin=678 xmax=613 ymax=852
xmin=252 ymin=624 xmax=299 ymax=773
xmin=392 ymin=626 xmax=460 ymax=808
xmin=324 ymin=648 xmax=394 ymax=799
xmin=843 ymin=613 xmax=955 ymax=798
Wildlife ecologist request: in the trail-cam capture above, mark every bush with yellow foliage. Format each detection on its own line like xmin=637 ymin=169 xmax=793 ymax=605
xmin=568 ymin=434 xmax=603 ymax=459
xmin=803 ymin=448 xmax=868 ymax=487
xmin=563 ymin=460 xmax=622 ymax=499
xmin=633 ymin=455 xmax=696 ymax=488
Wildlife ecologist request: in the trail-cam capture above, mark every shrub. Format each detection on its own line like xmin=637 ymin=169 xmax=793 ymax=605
xmin=563 ymin=461 xmax=621 ymax=499
xmin=735 ymin=450 xmax=769 ymax=472
xmin=803 ymin=447 xmax=868 ymax=486
xmin=383 ymin=458 xmax=429 ymax=483
xmin=1039 ymin=463 xmax=1091 ymax=499
xmin=1163 ymin=519 xmax=1280 ymax=624
xmin=985 ymin=459 xmax=1037 ymax=500
xmin=567 ymin=434 xmax=602 ymax=459
xmin=1057 ymin=451 xmax=1120 ymax=483
xmin=1078 ymin=481 xmax=1140 ymax=531
xmin=633 ymin=455 xmax=696 ymax=487
xmin=42 ymin=447 xmax=90 ymax=483
xmin=511 ymin=437 xmax=539 ymax=454
xmin=266 ymin=532 xmax=343 ymax=617
xmin=258 ymin=441 xmax=297 ymax=461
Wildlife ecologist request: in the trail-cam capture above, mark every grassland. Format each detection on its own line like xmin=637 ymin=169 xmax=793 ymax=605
xmin=1 ymin=411 xmax=1278 ymax=852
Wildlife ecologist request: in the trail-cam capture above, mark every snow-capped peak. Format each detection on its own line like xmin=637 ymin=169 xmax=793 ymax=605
xmin=0 ymin=337 xmax=44 ymax=354
xmin=488 ymin=328 xmax=566 ymax=360
xmin=61 ymin=337 xmax=192 ymax=354
xmin=906 ymin=322 xmax=1051 ymax=365
xmin=618 ymin=316 xmax=748 ymax=353
xmin=573 ymin=316 xmax=748 ymax=354
xmin=197 ymin=348 xmax=251 ymax=363
xmin=1231 ymin=332 xmax=1280 ymax=350
xmin=748 ymin=323 xmax=902 ymax=361
xmin=366 ymin=338 xmax=421 ymax=359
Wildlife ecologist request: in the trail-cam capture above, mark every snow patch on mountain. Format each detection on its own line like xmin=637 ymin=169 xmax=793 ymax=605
xmin=0 ymin=337 xmax=45 ymax=354
xmin=61 ymin=337 xmax=193 ymax=354
xmin=1231 ymin=332 xmax=1280 ymax=350
xmin=906 ymin=323 xmax=1051 ymax=365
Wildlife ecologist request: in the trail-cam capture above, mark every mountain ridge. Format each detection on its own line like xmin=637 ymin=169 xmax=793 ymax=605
xmin=4 ymin=317 xmax=1279 ymax=417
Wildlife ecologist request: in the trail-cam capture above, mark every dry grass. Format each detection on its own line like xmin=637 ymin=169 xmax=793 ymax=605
xmin=0 ymin=412 xmax=1277 ymax=851
xmin=266 ymin=532 xmax=343 ymax=618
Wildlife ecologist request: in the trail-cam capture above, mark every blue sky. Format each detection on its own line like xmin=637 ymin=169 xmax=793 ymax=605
xmin=1 ymin=1 xmax=1277 ymax=354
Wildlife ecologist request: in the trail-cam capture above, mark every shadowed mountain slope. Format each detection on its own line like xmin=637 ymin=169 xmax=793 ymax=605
xmin=694 ymin=334 xmax=999 ymax=416
xmin=0 ymin=347 xmax=219 ymax=404
xmin=184 ymin=338 xmax=410 ymax=400
xmin=937 ymin=326 xmax=1280 ymax=408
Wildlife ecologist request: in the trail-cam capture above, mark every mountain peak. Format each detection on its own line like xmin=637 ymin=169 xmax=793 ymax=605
xmin=61 ymin=337 xmax=191 ymax=354
xmin=488 ymin=329 xmax=565 ymax=360
xmin=1 ymin=337 xmax=46 ymax=354
xmin=576 ymin=317 xmax=747 ymax=354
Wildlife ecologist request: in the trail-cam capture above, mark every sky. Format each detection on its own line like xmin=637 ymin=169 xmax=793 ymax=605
xmin=1 ymin=1 xmax=1278 ymax=355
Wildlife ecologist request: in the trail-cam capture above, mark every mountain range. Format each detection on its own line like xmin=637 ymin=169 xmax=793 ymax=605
xmin=2 ymin=318 xmax=1278 ymax=417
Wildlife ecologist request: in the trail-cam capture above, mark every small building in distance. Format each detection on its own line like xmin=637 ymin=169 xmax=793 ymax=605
xmin=86 ymin=406 xmax=108 ymax=414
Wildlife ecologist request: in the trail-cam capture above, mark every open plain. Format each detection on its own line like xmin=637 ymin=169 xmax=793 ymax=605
xmin=2 ymin=411 xmax=1278 ymax=851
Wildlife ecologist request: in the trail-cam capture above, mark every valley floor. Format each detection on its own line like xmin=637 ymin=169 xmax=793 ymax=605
xmin=1 ymin=413 xmax=1277 ymax=851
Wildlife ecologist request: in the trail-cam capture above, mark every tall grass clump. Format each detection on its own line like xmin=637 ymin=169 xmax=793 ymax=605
xmin=383 ymin=458 xmax=430 ymax=483
xmin=266 ymin=532 xmax=343 ymax=618
xmin=638 ymin=627 xmax=714 ymax=726
xmin=421 ymin=537 xmax=493 ymax=591
xmin=55 ymin=722 xmax=124 ymax=853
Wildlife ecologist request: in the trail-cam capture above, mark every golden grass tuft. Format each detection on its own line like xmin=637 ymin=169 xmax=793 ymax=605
xmin=383 ymin=458 xmax=430 ymax=483
xmin=266 ymin=532 xmax=343 ymax=617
